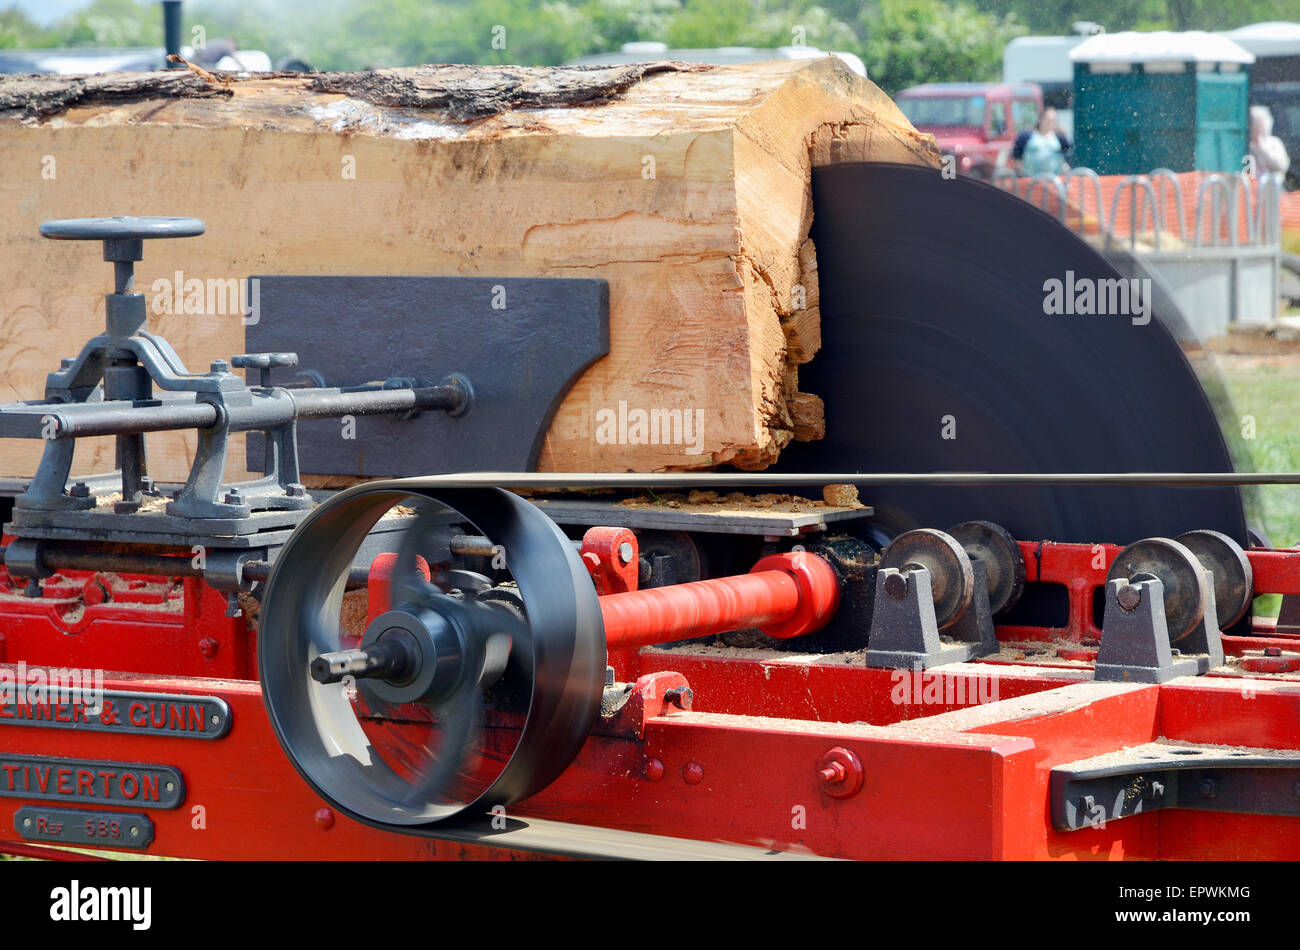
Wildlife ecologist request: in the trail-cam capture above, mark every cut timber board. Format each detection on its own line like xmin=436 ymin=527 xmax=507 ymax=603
xmin=0 ymin=59 xmax=937 ymax=482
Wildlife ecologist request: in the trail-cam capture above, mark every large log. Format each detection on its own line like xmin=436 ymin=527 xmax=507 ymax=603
xmin=0 ymin=59 xmax=936 ymax=482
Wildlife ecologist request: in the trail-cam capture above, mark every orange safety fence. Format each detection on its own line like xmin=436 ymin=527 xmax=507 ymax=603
xmin=1001 ymin=170 xmax=1292 ymax=247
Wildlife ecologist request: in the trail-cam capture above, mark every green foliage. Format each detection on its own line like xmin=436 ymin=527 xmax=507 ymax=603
xmin=862 ymin=0 xmax=1026 ymax=94
xmin=0 ymin=0 xmax=1282 ymax=92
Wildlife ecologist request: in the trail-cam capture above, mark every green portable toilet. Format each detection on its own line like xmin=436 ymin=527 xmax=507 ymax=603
xmin=1070 ymin=31 xmax=1254 ymax=174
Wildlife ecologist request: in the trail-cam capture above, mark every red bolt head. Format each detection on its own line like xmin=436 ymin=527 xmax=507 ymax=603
xmin=644 ymin=758 xmax=665 ymax=782
xmin=315 ymin=807 xmax=335 ymax=830
xmin=817 ymin=746 xmax=864 ymax=799
xmin=1265 ymin=646 xmax=1283 ymax=657
xmin=198 ymin=637 xmax=219 ymax=658
xmin=682 ymin=762 xmax=704 ymax=785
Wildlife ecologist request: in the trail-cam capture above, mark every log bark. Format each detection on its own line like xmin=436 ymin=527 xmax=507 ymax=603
xmin=0 ymin=58 xmax=936 ymax=482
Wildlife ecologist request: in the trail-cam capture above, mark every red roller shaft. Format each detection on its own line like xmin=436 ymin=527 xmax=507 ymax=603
xmin=599 ymin=552 xmax=840 ymax=651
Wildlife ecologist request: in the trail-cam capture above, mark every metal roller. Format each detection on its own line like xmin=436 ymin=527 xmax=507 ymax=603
xmin=879 ymin=528 xmax=974 ymax=630
xmin=1106 ymin=537 xmax=1210 ymax=642
xmin=948 ymin=520 xmax=1026 ymax=616
xmin=1175 ymin=529 xmax=1254 ymax=629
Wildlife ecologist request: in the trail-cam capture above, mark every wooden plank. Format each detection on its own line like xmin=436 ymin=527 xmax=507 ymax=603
xmin=0 ymin=59 xmax=937 ymax=484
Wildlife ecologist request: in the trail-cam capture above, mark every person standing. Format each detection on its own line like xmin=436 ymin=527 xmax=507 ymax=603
xmin=1250 ymin=105 xmax=1290 ymax=177
xmin=1012 ymin=107 xmax=1072 ymax=176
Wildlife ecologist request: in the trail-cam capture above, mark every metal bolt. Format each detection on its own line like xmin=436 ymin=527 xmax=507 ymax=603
xmin=198 ymin=638 xmax=219 ymax=658
xmin=817 ymin=746 xmax=864 ymax=799
xmin=618 ymin=541 xmax=635 ymax=564
xmin=1199 ymin=778 xmax=1217 ymax=799
xmin=285 ymin=483 xmax=306 ymax=498
xmin=820 ymin=762 xmax=846 ymax=784
xmin=605 ymin=666 xmax=616 ymax=688
xmin=664 ymin=686 xmax=693 ymax=710
xmin=22 ymin=818 xmax=31 ymax=828
xmin=209 ymin=359 xmax=231 ymax=374
xmin=1265 ymin=646 xmax=1283 ymax=657
xmin=69 ymin=481 xmax=91 ymax=498
xmin=644 ymin=758 xmax=665 ymax=782
xmin=130 ymin=827 xmax=139 ymax=837
xmin=211 ymin=714 xmax=220 ymax=725
xmin=883 ymin=571 xmax=909 ymax=600
xmin=682 ymin=762 xmax=704 ymax=785
xmin=165 ymin=782 xmax=175 ymax=793
xmin=223 ymin=487 xmax=243 ymax=505
xmin=1117 ymin=583 xmax=1142 ymax=611
xmin=315 ymin=807 xmax=335 ymax=830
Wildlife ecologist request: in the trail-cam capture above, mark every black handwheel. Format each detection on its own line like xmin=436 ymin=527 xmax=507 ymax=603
xmin=258 ymin=480 xmax=605 ymax=828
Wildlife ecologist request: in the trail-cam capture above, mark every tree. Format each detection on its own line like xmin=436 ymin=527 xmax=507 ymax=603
xmin=862 ymin=0 xmax=1025 ymax=95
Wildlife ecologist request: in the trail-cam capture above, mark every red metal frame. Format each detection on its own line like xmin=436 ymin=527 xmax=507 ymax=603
xmin=2 ymin=536 xmax=1300 ymax=859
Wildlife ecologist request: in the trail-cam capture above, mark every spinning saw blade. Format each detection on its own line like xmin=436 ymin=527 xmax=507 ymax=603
xmin=774 ymin=162 xmax=1248 ymax=547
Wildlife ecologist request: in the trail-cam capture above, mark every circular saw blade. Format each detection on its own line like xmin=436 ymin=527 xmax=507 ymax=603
xmin=775 ymin=162 xmax=1246 ymax=547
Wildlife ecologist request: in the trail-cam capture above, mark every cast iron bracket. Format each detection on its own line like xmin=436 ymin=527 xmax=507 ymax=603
xmin=1051 ymin=741 xmax=1300 ymax=831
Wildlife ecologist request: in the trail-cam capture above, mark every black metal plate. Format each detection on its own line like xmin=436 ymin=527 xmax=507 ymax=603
xmin=0 ymin=689 xmax=230 ymax=739
xmin=245 ymin=276 xmax=608 ymax=476
xmin=774 ymin=163 xmax=1247 ymax=548
xmin=0 ymin=754 xmax=184 ymax=808
xmin=15 ymin=805 xmax=154 ymax=849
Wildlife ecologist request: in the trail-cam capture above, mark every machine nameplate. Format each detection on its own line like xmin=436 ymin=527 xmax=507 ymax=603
xmin=14 ymin=805 xmax=154 ymax=849
xmin=0 ymin=689 xmax=230 ymax=739
xmin=0 ymin=754 xmax=185 ymax=808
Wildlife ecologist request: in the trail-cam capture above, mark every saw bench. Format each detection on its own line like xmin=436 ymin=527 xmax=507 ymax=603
xmin=0 ymin=61 xmax=1298 ymax=862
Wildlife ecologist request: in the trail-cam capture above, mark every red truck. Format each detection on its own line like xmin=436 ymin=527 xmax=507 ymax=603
xmin=896 ymin=82 xmax=1044 ymax=179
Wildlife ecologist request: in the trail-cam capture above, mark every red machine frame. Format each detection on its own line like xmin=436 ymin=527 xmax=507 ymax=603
xmin=2 ymin=534 xmax=1300 ymax=860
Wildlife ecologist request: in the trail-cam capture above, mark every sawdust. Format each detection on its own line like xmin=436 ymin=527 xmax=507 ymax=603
xmin=1063 ymin=738 xmax=1300 ymax=770
xmin=616 ymin=489 xmax=865 ymax=515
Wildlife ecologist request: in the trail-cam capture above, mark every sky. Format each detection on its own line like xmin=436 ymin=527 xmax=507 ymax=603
xmin=10 ymin=0 xmax=92 ymax=26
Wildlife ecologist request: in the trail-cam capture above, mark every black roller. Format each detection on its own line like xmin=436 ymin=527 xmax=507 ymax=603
xmin=774 ymin=162 xmax=1247 ymax=548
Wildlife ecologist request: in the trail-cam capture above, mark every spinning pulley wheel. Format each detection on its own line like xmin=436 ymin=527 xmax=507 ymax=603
xmin=259 ymin=481 xmax=606 ymax=828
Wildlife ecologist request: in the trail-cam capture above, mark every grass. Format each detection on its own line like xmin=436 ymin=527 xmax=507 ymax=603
xmin=1215 ymin=353 xmax=1300 ymax=618
xmin=1217 ymin=357 xmax=1300 ymax=547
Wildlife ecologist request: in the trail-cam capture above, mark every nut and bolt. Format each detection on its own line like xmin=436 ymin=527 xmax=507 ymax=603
xmin=69 ymin=481 xmax=91 ymax=498
xmin=663 ymin=686 xmax=693 ymax=710
xmin=1117 ymin=583 xmax=1143 ymax=611
xmin=209 ymin=359 xmax=231 ymax=374
xmin=1265 ymin=646 xmax=1283 ymax=657
xmin=223 ymin=487 xmax=243 ymax=505
xmin=618 ymin=541 xmax=635 ymax=564
xmin=883 ymin=571 xmax=909 ymax=600
xmin=285 ymin=483 xmax=306 ymax=498
xmin=817 ymin=746 xmax=864 ymax=799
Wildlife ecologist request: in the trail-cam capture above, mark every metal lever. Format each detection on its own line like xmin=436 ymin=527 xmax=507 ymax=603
xmin=232 ymin=352 xmax=300 ymax=387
